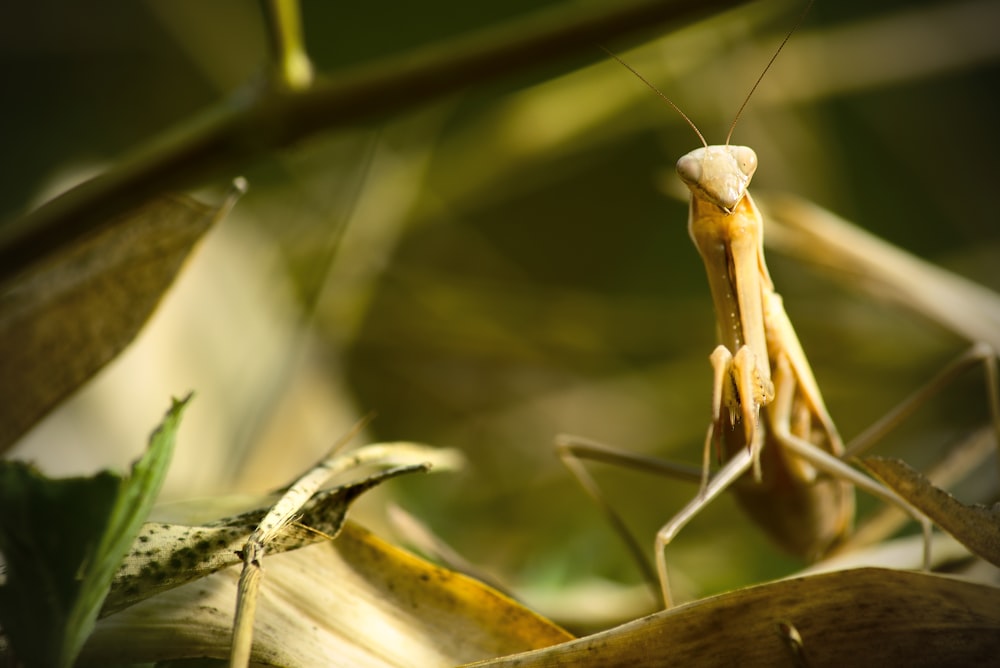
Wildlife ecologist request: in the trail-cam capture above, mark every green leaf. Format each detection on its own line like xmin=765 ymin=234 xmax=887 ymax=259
xmin=0 ymin=395 xmax=189 ymax=667
xmin=0 ymin=466 xmax=119 ymax=666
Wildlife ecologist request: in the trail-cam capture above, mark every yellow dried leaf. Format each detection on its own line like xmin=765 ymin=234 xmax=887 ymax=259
xmin=467 ymin=568 xmax=1000 ymax=667
xmin=83 ymin=522 xmax=571 ymax=667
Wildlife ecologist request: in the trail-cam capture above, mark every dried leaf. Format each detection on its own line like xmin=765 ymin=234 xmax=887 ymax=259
xmin=467 ymin=568 xmax=1000 ymax=667
xmin=863 ymin=455 xmax=1000 ymax=567
xmin=82 ymin=522 xmax=572 ymax=667
xmin=0 ymin=184 xmax=242 ymax=452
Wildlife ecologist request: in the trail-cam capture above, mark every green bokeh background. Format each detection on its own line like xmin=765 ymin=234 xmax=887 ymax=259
xmin=4 ymin=0 xmax=999 ymax=629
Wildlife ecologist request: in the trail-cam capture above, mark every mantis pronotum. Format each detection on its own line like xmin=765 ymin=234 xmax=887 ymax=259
xmin=554 ymin=3 xmax=1000 ymax=608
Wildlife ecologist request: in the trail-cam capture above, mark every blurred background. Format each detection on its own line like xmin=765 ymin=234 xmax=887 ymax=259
xmin=3 ymin=0 xmax=999 ymax=628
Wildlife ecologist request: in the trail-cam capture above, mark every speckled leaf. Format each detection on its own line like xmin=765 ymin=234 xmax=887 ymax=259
xmin=102 ymin=463 xmax=428 ymax=617
xmin=228 ymin=436 xmax=467 ymax=665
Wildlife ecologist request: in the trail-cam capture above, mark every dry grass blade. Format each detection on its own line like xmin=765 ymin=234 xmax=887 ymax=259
xmin=760 ymin=192 xmax=1000 ymax=349
xmin=465 ymin=568 xmax=1000 ymax=667
xmin=863 ymin=456 xmax=1000 ymax=568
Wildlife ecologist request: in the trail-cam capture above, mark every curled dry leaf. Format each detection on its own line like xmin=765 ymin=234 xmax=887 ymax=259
xmin=229 ymin=436 xmax=465 ymax=665
xmin=863 ymin=455 xmax=1000 ymax=567
xmin=466 ymin=568 xmax=1000 ymax=667
xmin=82 ymin=521 xmax=572 ymax=667
xmin=101 ymin=462 xmax=426 ymax=617
xmin=0 ymin=183 xmax=243 ymax=453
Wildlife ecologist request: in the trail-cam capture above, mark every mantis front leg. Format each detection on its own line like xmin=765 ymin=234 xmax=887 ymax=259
xmin=706 ymin=343 xmax=774 ymax=487
xmin=654 ymin=348 xmax=934 ymax=608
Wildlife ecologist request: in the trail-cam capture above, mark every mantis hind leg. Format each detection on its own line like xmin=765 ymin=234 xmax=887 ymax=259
xmin=557 ymin=432 xmax=762 ymax=607
xmin=556 ymin=434 xmax=707 ymax=605
xmin=767 ymin=353 xmax=934 ymax=569
xmin=654 ymin=448 xmax=754 ymax=607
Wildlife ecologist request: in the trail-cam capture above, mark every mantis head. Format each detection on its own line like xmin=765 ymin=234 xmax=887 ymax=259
xmin=676 ymin=145 xmax=757 ymax=214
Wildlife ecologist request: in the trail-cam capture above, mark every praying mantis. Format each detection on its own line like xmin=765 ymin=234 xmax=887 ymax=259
xmin=557 ymin=2 xmax=1000 ymax=608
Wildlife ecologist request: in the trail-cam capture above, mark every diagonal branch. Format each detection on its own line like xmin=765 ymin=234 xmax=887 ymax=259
xmin=0 ymin=0 xmax=748 ymax=287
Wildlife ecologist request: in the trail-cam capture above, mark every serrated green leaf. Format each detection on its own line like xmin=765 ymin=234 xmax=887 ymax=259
xmin=0 ymin=465 xmax=119 ymax=666
xmin=0 ymin=395 xmax=189 ymax=667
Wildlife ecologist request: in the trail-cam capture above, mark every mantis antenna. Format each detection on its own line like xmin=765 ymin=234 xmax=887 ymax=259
xmin=600 ymin=45 xmax=707 ymax=148
xmin=604 ymin=0 xmax=816 ymax=147
xmin=725 ymin=0 xmax=815 ymax=145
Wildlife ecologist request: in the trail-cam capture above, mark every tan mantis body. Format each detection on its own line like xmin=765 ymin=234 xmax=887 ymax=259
xmin=557 ymin=23 xmax=947 ymax=606
xmin=644 ymin=143 xmax=933 ymax=606
xmin=559 ymin=138 xmax=934 ymax=607
xmin=680 ymin=144 xmax=853 ymax=560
